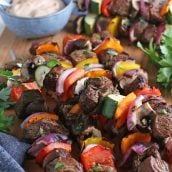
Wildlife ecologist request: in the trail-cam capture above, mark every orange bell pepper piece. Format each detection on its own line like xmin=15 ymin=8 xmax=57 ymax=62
xmin=63 ymin=35 xmax=86 ymax=48
xmin=160 ymin=0 xmax=172 ymax=16
xmin=85 ymin=69 xmax=112 ymax=79
xmin=94 ymin=37 xmax=123 ymax=55
xmin=36 ymin=42 xmax=60 ymax=55
xmin=115 ymin=92 xmax=136 ymax=119
xmin=115 ymin=117 xmax=126 ymax=129
xmin=69 ymin=104 xmax=81 ymax=114
xmin=25 ymin=113 xmax=59 ymax=128
xmin=121 ymin=132 xmax=151 ymax=154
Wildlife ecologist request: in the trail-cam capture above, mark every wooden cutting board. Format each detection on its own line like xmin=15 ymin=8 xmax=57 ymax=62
xmin=0 ymin=27 xmax=171 ymax=172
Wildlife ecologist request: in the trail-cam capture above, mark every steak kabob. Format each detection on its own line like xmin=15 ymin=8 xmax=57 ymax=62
xmin=74 ymin=0 xmax=170 ymax=44
xmin=37 ymin=33 xmax=171 ymax=171
xmin=6 ymin=32 xmax=172 ymax=171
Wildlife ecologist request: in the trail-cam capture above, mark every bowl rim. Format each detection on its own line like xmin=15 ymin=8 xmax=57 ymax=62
xmin=0 ymin=0 xmax=74 ymax=20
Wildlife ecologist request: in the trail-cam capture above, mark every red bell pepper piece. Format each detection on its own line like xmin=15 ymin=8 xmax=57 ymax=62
xmin=81 ymin=145 xmax=114 ymax=171
xmin=36 ymin=142 xmax=71 ymax=165
xmin=64 ymin=68 xmax=85 ymax=95
xmin=134 ymin=86 xmax=161 ymax=96
xmin=101 ymin=0 xmax=112 ymax=17
xmin=10 ymin=85 xmax=24 ymax=101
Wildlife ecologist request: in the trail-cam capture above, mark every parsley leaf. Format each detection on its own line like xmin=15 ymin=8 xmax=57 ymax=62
xmin=93 ymin=164 xmax=101 ymax=172
xmin=0 ymin=87 xmax=12 ymax=101
xmin=0 ymin=109 xmax=14 ymax=132
xmin=137 ymin=25 xmax=172 ymax=89
xmin=54 ymin=162 xmax=64 ymax=170
xmin=107 ymin=50 xmax=117 ymax=56
xmin=0 ymin=68 xmax=21 ymax=85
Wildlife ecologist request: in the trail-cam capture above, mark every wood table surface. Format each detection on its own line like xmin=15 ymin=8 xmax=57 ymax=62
xmin=0 ymin=27 xmax=171 ymax=172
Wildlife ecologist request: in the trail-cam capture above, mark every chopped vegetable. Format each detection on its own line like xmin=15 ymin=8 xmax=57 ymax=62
xmin=94 ymin=37 xmax=123 ymax=55
xmin=113 ymin=61 xmax=140 ymax=78
xmin=36 ymin=42 xmax=61 ymax=55
xmin=85 ymin=69 xmax=112 ymax=79
xmin=114 ymin=92 xmax=136 ymax=129
xmin=121 ymin=132 xmax=151 ymax=154
xmin=10 ymin=85 xmax=24 ymax=101
xmin=107 ymin=16 xmax=121 ymax=37
xmin=90 ymin=0 xmax=103 ymax=14
xmin=69 ymin=104 xmax=81 ymax=114
xmin=84 ymin=13 xmax=97 ymax=36
xmin=64 ymin=68 xmax=85 ymax=95
xmin=82 ymin=137 xmax=114 ymax=150
xmin=102 ymin=94 xmax=124 ymax=119
xmin=75 ymin=57 xmax=99 ymax=68
xmin=160 ymin=0 xmax=172 ymax=16
xmin=137 ymin=25 xmax=172 ymax=90
xmin=63 ymin=35 xmax=86 ymax=49
xmin=81 ymin=145 xmax=114 ymax=171
xmin=60 ymin=61 xmax=73 ymax=69
xmin=115 ymin=92 xmax=136 ymax=119
xmin=21 ymin=112 xmax=59 ymax=129
xmin=35 ymin=65 xmax=50 ymax=87
xmin=36 ymin=142 xmax=71 ymax=165
xmin=134 ymin=86 xmax=161 ymax=96
xmin=101 ymin=0 xmax=111 ymax=17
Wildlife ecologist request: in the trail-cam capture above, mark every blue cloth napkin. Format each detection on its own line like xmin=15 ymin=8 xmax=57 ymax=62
xmin=0 ymin=132 xmax=30 ymax=172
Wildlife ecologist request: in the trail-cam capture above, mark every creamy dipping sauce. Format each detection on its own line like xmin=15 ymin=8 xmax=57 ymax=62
xmin=8 ymin=0 xmax=66 ymax=18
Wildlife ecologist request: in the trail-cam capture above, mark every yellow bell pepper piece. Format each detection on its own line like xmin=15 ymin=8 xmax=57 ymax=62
xmin=60 ymin=61 xmax=73 ymax=69
xmin=114 ymin=61 xmax=140 ymax=78
xmin=82 ymin=137 xmax=114 ymax=151
xmin=107 ymin=16 xmax=121 ymax=37
xmin=12 ymin=69 xmax=21 ymax=76
xmin=75 ymin=57 xmax=99 ymax=68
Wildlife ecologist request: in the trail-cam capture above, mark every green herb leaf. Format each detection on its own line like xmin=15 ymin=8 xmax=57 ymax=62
xmin=0 ymin=109 xmax=15 ymax=132
xmin=54 ymin=162 xmax=64 ymax=170
xmin=107 ymin=50 xmax=117 ymax=56
xmin=83 ymin=50 xmax=91 ymax=56
xmin=0 ymin=68 xmax=21 ymax=85
xmin=84 ymin=64 xmax=90 ymax=71
xmin=159 ymin=109 xmax=168 ymax=115
xmin=46 ymin=60 xmax=60 ymax=68
xmin=47 ymin=53 xmax=57 ymax=58
xmin=93 ymin=164 xmax=101 ymax=172
xmin=95 ymin=34 xmax=101 ymax=40
xmin=0 ymin=87 xmax=12 ymax=101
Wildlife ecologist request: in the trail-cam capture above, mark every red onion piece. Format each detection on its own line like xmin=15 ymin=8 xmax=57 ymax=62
xmin=140 ymin=0 xmax=149 ymax=20
xmin=127 ymin=95 xmax=144 ymax=130
xmin=56 ymin=68 xmax=77 ymax=95
xmin=129 ymin=23 xmax=138 ymax=42
xmin=28 ymin=133 xmax=70 ymax=157
xmin=120 ymin=144 xmax=147 ymax=166
xmin=20 ymin=112 xmax=48 ymax=129
xmin=120 ymin=143 xmax=159 ymax=166
xmin=156 ymin=24 xmax=165 ymax=45
xmin=85 ymin=0 xmax=90 ymax=10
